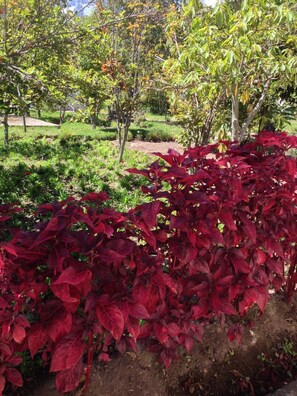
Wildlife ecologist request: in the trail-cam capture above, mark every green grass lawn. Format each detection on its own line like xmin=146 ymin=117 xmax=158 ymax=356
xmin=0 ymin=110 xmax=181 ymax=210
xmin=285 ymin=119 xmax=297 ymax=134
xmin=0 ymin=136 xmax=151 ymax=211
xmin=11 ymin=110 xmax=182 ymax=142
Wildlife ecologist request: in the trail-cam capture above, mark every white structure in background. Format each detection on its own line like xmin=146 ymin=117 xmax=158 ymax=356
xmin=68 ymin=0 xmax=95 ymax=15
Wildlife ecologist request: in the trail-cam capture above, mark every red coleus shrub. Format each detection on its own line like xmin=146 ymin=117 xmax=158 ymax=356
xmin=0 ymin=130 xmax=296 ymax=394
xmin=127 ymin=130 xmax=297 ymax=359
xmin=0 ymin=193 xmax=149 ymax=393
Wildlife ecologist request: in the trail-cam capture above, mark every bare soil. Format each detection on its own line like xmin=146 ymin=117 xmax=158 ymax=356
xmin=114 ymin=140 xmax=184 ymax=155
xmin=11 ymin=294 xmax=297 ymax=396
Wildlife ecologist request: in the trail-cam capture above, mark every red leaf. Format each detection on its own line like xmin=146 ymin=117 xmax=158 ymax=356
xmin=239 ymin=287 xmax=269 ymax=314
xmin=219 ymin=211 xmax=237 ymax=231
xmin=28 ymin=323 xmax=48 ymax=357
xmin=55 ymin=359 xmax=83 ymax=393
xmin=287 ymin=158 xmax=296 ymax=179
xmin=81 ymin=191 xmax=109 ymax=203
xmin=126 ymin=317 xmax=141 ymax=341
xmin=0 ymin=376 xmax=5 ymax=394
xmin=51 ymin=283 xmax=79 ymax=304
xmin=154 ymin=322 xmax=168 ymax=345
xmin=96 ymin=303 xmax=124 ymax=341
xmin=32 ymin=215 xmax=70 ymax=247
xmin=153 ymin=271 xmax=177 ymax=294
xmin=98 ymin=352 xmax=110 ymax=363
xmin=13 ymin=325 xmax=26 ymax=344
xmin=51 ymin=267 xmax=92 ymax=303
xmin=184 ymin=336 xmax=194 ymax=352
xmin=5 ymin=368 xmax=23 ymax=387
xmin=7 ymin=355 xmax=22 ymax=366
xmin=0 ymin=343 xmax=11 ymax=357
xmin=256 ymin=250 xmax=266 ymax=265
xmin=98 ymin=239 xmax=134 ymax=263
xmin=128 ymin=303 xmax=150 ymax=319
xmin=132 ymin=280 xmax=149 ymax=304
xmin=41 ymin=301 xmax=73 ymax=342
xmin=50 ymin=334 xmax=85 ymax=372
xmin=141 ymin=201 xmax=160 ymax=228
xmin=0 ymin=297 xmax=9 ymax=309
xmin=52 ymin=267 xmax=92 ymax=288
xmin=239 ymin=213 xmax=256 ymax=243
xmin=227 ymin=324 xmax=243 ymax=344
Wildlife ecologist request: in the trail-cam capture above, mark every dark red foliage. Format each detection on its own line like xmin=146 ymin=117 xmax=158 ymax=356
xmin=0 ymin=131 xmax=296 ymax=394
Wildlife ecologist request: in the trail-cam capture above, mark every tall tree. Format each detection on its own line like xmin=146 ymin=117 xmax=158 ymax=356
xmin=165 ymin=0 xmax=297 ymax=144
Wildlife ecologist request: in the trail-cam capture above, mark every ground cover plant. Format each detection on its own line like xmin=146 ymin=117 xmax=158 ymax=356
xmin=0 ymin=130 xmax=296 ymax=394
xmin=0 ymin=137 xmax=150 ymax=212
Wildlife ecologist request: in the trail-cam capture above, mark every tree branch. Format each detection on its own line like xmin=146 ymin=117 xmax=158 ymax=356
xmin=241 ymin=78 xmax=272 ymax=137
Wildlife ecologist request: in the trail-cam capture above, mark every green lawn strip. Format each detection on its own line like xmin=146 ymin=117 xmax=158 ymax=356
xmin=0 ymin=137 xmax=151 ymax=211
xmin=13 ymin=110 xmax=182 ymax=142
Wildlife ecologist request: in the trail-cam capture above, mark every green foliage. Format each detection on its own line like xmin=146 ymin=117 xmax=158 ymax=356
xmin=165 ymin=0 xmax=297 ymax=144
xmin=0 ymin=136 xmax=150 ymax=211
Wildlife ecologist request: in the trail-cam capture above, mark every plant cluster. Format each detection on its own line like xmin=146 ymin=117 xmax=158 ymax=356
xmin=0 ymin=131 xmax=296 ymax=394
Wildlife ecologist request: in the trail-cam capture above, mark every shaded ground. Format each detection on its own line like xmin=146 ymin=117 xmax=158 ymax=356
xmin=0 ymin=116 xmax=59 ymax=127
xmin=11 ymin=294 xmax=297 ymax=396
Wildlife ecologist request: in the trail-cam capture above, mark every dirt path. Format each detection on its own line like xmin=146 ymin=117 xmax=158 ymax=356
xmin=114 ymin=140 xmax=184 ymax=155
xmin=0 ymin=116 xmax=59 ymax=127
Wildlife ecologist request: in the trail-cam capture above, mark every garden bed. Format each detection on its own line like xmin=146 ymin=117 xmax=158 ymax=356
xmin=12 ymin=294 xmax=297 ymax=396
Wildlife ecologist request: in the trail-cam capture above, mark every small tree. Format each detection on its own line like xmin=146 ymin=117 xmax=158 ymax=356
xmin=97 ymin=1 xmax=168 ymax=161
xmin=0 ymin=0 xmax=75 ymax=144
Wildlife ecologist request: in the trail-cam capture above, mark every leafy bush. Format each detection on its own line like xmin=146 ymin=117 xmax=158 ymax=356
xmin=0 ymin=131 xmax=296 ymax=394
xmin=145 ymin=129 xmax=177 ymax=142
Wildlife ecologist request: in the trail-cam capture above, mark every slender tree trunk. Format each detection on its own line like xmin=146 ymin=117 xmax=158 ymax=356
xmin=119 ymin=121 xmax=130 ymax=163
xmin=107 ymin=106 xmax=113 ymax=124
xmin=241 ymin=79 xmax=271 ymax=138
xmin=202 ymin=92 xmax=222 ymax=145
xmin=22 ymin=113 xmax=27 ymax=132
xmin=59 ymin=107 xmax=65 ymax=124
xmin=91 ymin=114 xmax=97 ymax=130
xmin=117 ymin=119 xmax=122 ymax=150
xmin=231 ymin=84 xmax=240 ymax=140
xmin=3 ymin=111 xmax=9 ymax=147
xmin=37 ymin=109 xmax=41 ymax=119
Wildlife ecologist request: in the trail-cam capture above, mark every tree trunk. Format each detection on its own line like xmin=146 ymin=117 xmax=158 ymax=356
xmin=22 ymin=113 xmax=27 ymax=133
xmin=241 ymin=79 xmax=271 ymax=138
xmin=231 ymin=84 xmax=240 ymax=140
xmin=107 ymin=106 xmax=113 ymax=124
xmin=119 ymin=121 xmax=130 ymax=163
xmin=91 ymin=114 xmax=97 ymax=130
xmin=38 ymin=109 xmax=41 ymax=119
xmin=59 ymin=107 xmax=66 ymax=124
xmin=3 ymin=111 xmax=9 ymax=147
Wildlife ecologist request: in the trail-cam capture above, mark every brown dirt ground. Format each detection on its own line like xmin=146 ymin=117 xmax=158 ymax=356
xmin=113 ymin=140 xmax=184 ymax=156
xmin=10 ymin=294 xmax=297 ymax=396
xmin=0 ymin=116 xmax=59 ymax=127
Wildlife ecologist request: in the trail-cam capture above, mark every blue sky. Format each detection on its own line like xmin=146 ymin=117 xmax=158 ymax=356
xmin=68 ymin=0 xmax=218 ymax=15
